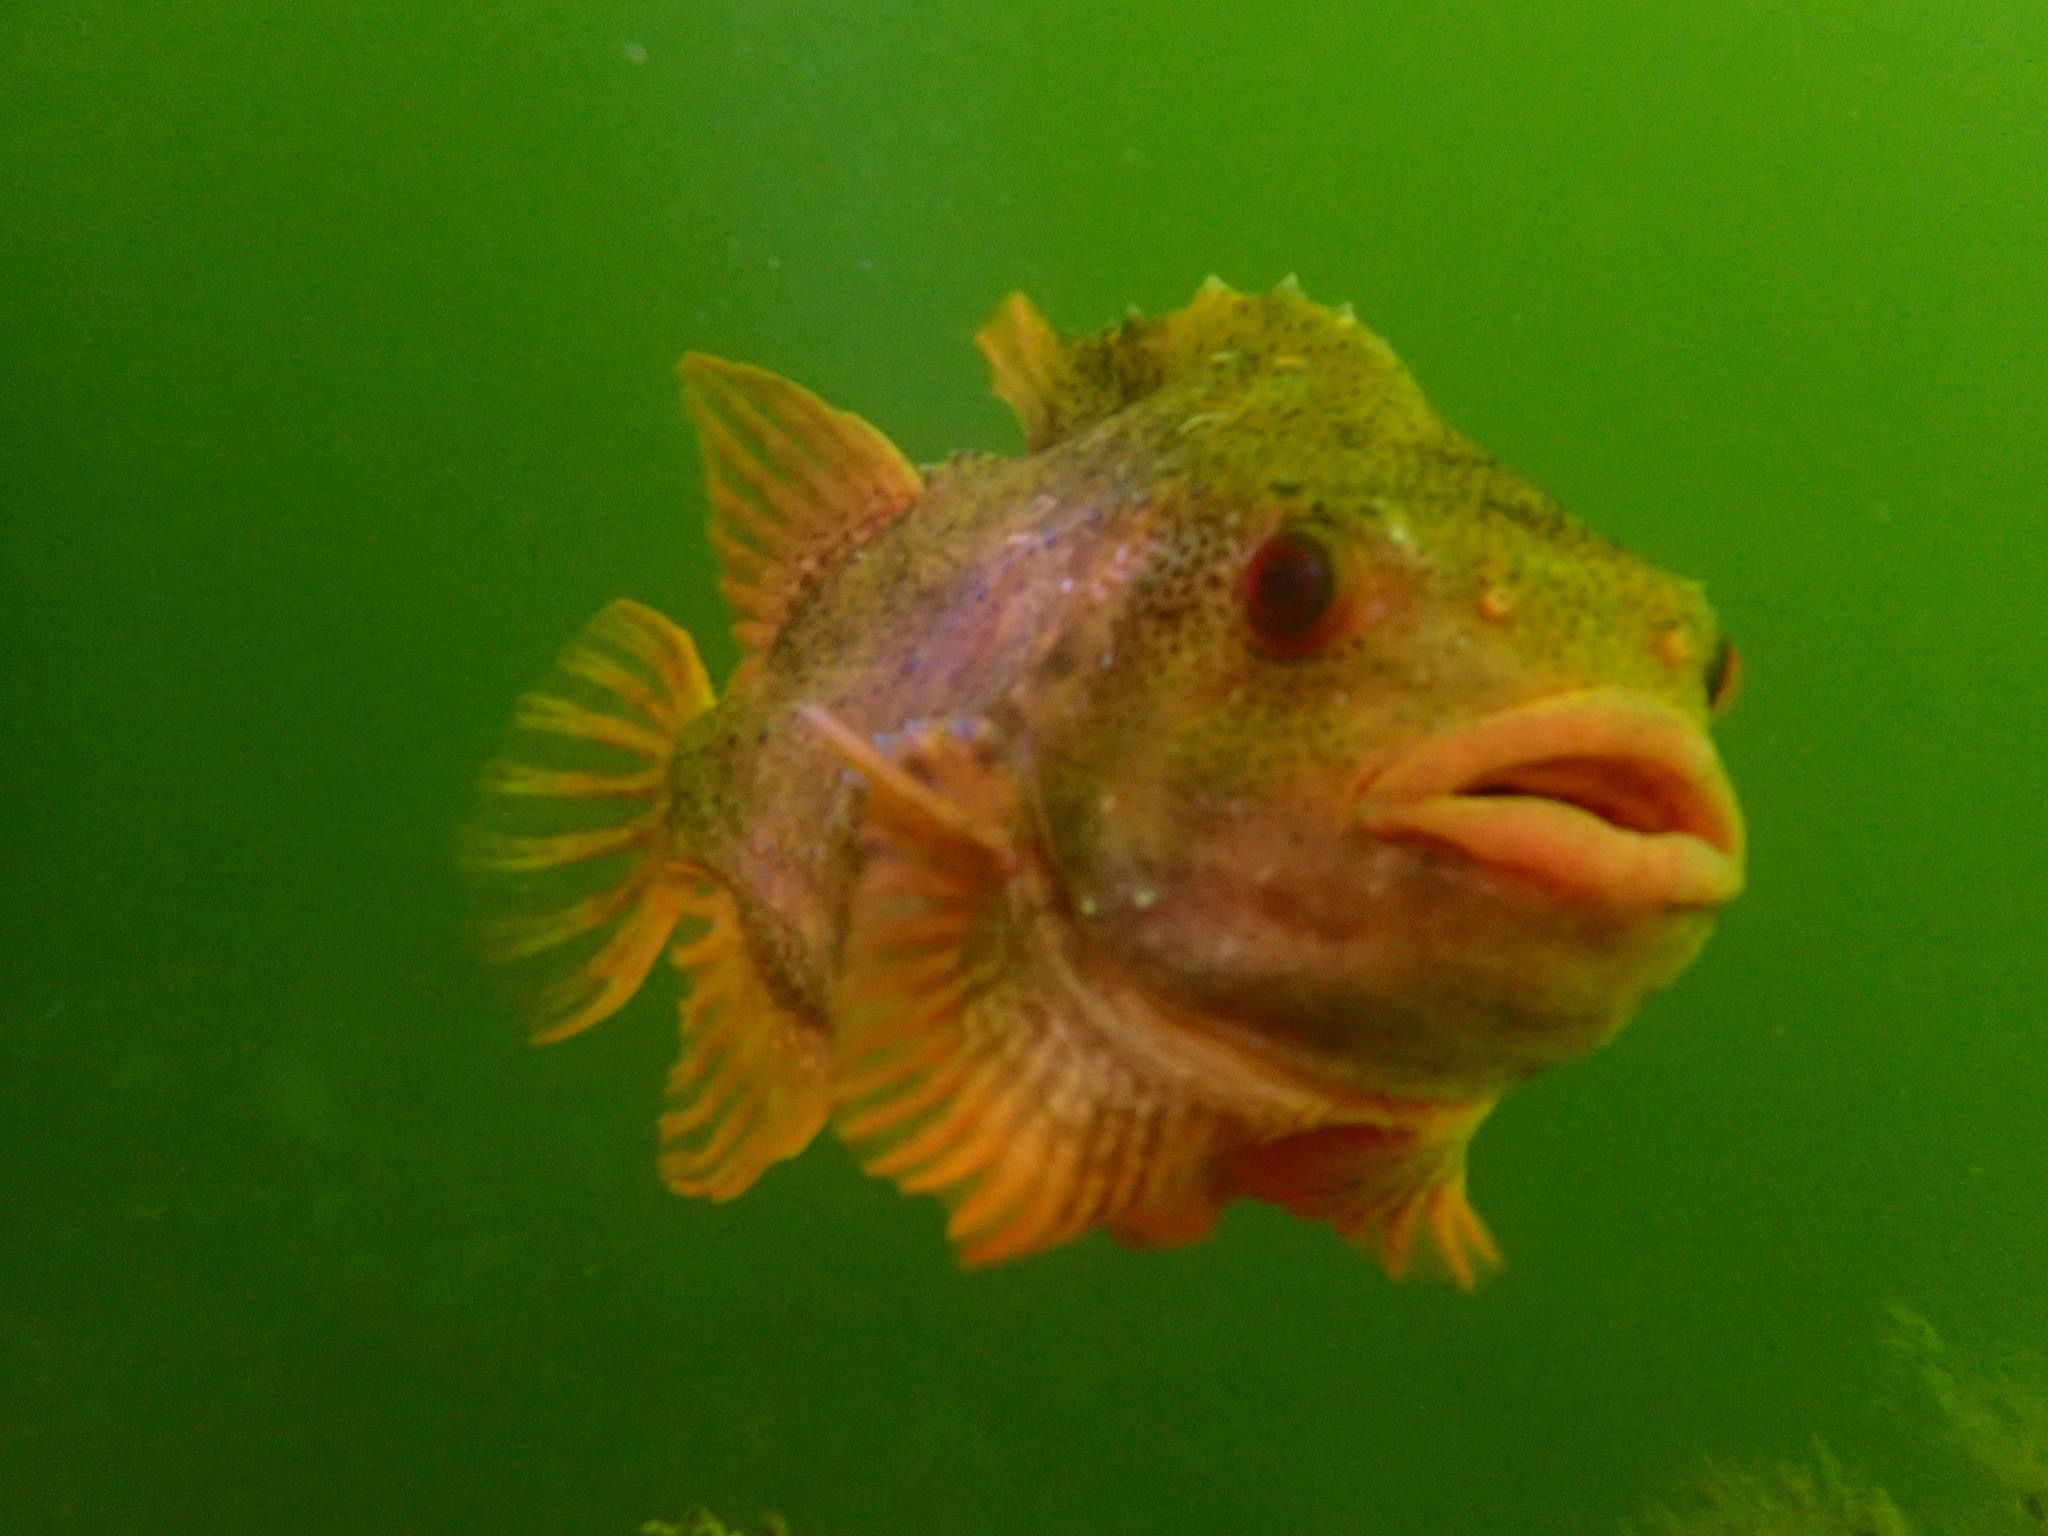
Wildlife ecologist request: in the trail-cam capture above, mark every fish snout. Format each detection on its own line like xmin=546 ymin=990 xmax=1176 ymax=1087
xmin=1354 ymin=690 xmax=1744 ymax=910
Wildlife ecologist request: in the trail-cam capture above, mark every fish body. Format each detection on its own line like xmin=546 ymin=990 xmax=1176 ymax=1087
xmin=468 ymin=279 xmax=1745 ymax=1284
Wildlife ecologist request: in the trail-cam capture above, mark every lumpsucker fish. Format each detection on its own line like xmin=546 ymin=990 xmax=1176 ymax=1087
xmin=464 ymin=278 xmax=1746 ymax=1286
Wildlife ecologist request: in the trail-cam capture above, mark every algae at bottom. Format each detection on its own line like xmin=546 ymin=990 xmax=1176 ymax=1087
xmin=1888 ymin=1304 xmax=2048 ymax=1526
xmin=1624 ymin=1449 xmax=1916 ymax=1536
xmin=643 ymin=1304 xmax=2047 ymax=1536
xmin=1626 ymin=1306 xmax=2047 ymax=1536
xmin=640 ymin=1513 xmax=790 ymax=1536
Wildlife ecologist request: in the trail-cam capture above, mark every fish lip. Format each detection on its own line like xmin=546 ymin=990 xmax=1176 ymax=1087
xmin=1354 ymin=689 xmax=1746 ymax=909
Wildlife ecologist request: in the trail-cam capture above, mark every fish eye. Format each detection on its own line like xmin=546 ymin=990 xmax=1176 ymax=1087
xmin=1243 ymin=527 xmax=1341 ymax=655
xmin=1705 ymin=636 xmax=1742 ymax=717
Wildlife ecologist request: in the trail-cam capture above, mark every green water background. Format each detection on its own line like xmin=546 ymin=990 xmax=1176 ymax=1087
xmin=5 ymin=3 xmax=2044 ymax=1532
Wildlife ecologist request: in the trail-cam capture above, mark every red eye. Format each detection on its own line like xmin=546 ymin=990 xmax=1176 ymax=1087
xmin=1706 ymin=637 xmax=1742 ymax=717
xmin=1244 ymin=528 xmax=1341 ymax=654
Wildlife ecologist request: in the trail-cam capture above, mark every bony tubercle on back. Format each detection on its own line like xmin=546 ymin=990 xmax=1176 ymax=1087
xmin=462 ymin=276 xmax=1745 ymax=1290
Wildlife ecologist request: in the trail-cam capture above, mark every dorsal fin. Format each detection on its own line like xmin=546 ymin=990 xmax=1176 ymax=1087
xmin=973 ymin=292 xmax=1144 ymax=452
xmin=975 ymin=277 xmax=1400 ymax=453
xmin=681 ymin=355 xmax=923 ymax=659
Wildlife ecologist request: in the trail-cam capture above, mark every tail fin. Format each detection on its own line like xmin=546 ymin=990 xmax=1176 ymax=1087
xmin=461 ymin=599 xmax=714 ymax=1043
xmin=463 ymin=598 xmax=832 ymax=1199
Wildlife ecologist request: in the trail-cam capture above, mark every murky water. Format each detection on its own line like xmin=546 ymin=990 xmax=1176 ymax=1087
xmin=5 ymin=4 xmax=2043 ymax=1531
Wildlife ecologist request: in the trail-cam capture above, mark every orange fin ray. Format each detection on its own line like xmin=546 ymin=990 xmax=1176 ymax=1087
xmin=943 ymin=1113 xmax=1049 ymax=1238
xmin=973 ymin=292 xmax=1087 ymax=452
xmin=583 ymin=600 xmax=708 ymax=697
xmin=479 ymin=763 xmax=666 ymax=799
xmin=478 ymin=876 xmax=650 ymax=963
xmin=511 ymin=693 xmax=674 ymax=758
xmin=810 ymin=711 xmax=1242 ymax=1268
xmin=551 ymin=651 xmax=676 ymax=724
xmin=657 ymin=881 xmax=830 ymax=1201
xmin=863 ymin=1066 xmax=1005 ymax=1181
xmin=681 ymin=354 xmax=923 ymax=661
xmin=462 ymin=815 xmax=663 ymax=875
xmin=956 ymin=1130 xmax=1089 ymax=1266
xmin=523 ymin=885 xmax=691 ymax=1045
xmin=834 ymin=1043 xmax=974 ymax=1140
xmin=462 ymin=600 xmax=712 ymax=1042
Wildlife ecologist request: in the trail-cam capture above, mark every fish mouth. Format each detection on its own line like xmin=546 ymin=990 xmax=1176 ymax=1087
xmin=1356 ymin=690 xmax=1745 ymax=909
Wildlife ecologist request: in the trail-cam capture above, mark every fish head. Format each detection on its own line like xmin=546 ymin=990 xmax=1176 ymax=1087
xmin=997 ymin=281 xmax=1745 ymax=1100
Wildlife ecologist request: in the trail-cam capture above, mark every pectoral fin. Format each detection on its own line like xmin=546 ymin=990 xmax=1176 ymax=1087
xmin=802 ymin=706 xmax=1501 ymax=1282
xmin=802 ymin=709 xmax=1241 ymax=1267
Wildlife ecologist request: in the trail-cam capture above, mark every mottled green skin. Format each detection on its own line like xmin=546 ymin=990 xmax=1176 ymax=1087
xmin=685 ymin=282 xmax=1729 ymax=1102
